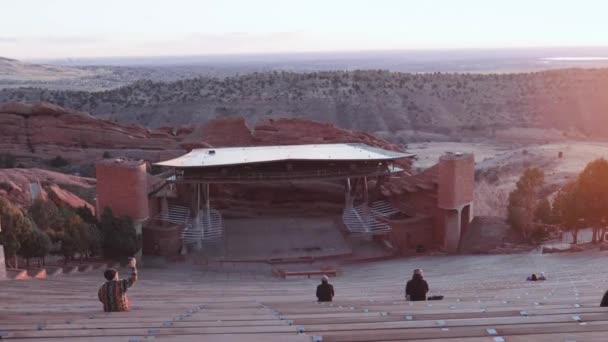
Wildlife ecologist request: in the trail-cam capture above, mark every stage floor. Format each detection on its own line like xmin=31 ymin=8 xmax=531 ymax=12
xmin=222 ymin=216 xmax=351 ymax=260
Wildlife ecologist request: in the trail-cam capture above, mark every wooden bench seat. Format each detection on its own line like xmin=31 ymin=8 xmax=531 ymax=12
xmin=268 ymin=256 xmax=315 ymax=264
xmin=276 ymin=269 xmax=337 ymax=279
xmin=1 ymin=334 xmax=313 ymax=342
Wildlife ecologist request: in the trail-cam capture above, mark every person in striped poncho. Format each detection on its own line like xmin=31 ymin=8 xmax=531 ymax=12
xmin=98 ymin=258 xmax=138 ymax=312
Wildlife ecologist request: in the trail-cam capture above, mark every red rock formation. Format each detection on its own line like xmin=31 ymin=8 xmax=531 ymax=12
xmin=0 ymin=101 xmax=185 ymax=165
xmin=252 ymin=118 xmax=413 ymax=171
xmin=0 ymin=168 xmax=94 ymax=211
xmin=253 ymin=118 xmax=402 ymax=151
xmin=0 ymin=102 xmax=177 ymax=148
xmin=47 ymin=184 xmax=95 ymax=214
xmin=188 ymin=117 xmax=255 ymax=148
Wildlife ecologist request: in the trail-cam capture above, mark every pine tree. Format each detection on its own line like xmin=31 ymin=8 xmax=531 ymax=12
xmin=507 ymin=168 xmax=544 ymax=241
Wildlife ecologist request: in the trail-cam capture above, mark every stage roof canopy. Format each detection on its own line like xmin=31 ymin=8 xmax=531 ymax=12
xmin=156 ymin=143 xmax=413 ymax=168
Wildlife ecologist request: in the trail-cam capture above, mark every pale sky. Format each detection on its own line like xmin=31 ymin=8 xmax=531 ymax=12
xmin=1 ymin=0 xmax=607 ymax=59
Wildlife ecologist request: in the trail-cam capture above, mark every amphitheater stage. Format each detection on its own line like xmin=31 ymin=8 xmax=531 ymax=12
xmin=3 ymin=251 xmax=608 ymax=341
xmin=221 ymin=216 xmax=352 ymax=261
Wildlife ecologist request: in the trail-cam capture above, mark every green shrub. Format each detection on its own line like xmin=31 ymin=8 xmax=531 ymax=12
xmin=20 ymin=228 xmax=52 ymax=267
xmin=49 ymin=156 xmax=70 ymax=168
xmin=0 ymin=153 xmax=16 ymax=168
xmin=99 ymin=207 xmax=140 ymax=259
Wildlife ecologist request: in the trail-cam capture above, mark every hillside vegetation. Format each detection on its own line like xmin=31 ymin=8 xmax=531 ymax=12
xmin=2 ymin=69 xmax=608 ymax=137
xmin=0 ymin=57 xmax=90 ymax=81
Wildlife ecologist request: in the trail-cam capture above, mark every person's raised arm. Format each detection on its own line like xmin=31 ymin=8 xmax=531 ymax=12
xmin=122 ymin=258 xmax=138 ymax=290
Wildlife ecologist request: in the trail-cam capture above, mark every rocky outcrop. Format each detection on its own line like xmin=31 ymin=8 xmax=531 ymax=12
xmin=0 ymin=168 xmax=94 ymax=211
xmin=253 ymin=118 xmax=402 ymax=151
xmin=0 ymin=101 xmax=185 ymax=166
xmin=176 ymin=116 xmax=405 ymax=152
xmin=192 ymin=116 xmax=255 ymax=148
xmin=0 ymin=101 xmax=176 ymax=148
xmin=47 ymin=184 xmax=95 ymax=214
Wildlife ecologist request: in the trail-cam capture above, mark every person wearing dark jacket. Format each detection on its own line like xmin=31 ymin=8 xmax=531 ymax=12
xmin=405 ymin=268 xmax=429 ymax=301
xmin=601 ymin=290 xmax=608 ymax=307
xmin=316 ymin=275 xmax=335 ymax=302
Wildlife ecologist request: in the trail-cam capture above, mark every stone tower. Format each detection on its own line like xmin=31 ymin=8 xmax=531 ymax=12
xmin=96 ymin=158 xmax=150 ymax=262
xmin=437 ymin=152 xmax=475 ymax=253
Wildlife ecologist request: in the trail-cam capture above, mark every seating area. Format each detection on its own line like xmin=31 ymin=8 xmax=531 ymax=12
xmin=2 ymin=250 xmax=608 ymax=341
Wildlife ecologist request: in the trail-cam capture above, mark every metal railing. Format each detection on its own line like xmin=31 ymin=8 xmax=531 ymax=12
xmin=156 ymin=205 xmax=224 ymax=242
xmin=342 ymin=201 xmax=399 ymax=235
xmin=182 ymin=209 xmax=224 ymax=242
xmin=157 ymin=205 xmax=191 ymax=225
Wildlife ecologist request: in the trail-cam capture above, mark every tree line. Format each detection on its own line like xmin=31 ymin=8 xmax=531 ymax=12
xmin=508 ymin=158 xmax=608 ymax=244
xmin=0 ymin=198 xmax=140 ymax=268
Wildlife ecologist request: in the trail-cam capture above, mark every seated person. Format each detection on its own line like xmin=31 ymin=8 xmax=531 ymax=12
xmin=527 ymin=273 xmax=539 ymax=281
xmin=601 ymin=289 xmax=608 ymax=307
xmin=316 ymin=275 xmax=335 ymax=302
xmin=98 ymin=258 xmax=138 ymax=312
xmin=406 ymin=268 xmax=429 ymax=301
xmin=527 ymin=273 xmax=547 ymax=281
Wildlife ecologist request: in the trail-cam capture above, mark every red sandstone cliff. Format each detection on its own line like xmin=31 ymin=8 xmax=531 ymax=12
xmin=253 ymin=118 xmax=401 ymax=150
xmin=0 ymin=168 xmax=95 ymax=212
xmin=0 ymin=101 xmax=185 ymax=165
xmin=194 ymin=116 xmax=403 ymax=151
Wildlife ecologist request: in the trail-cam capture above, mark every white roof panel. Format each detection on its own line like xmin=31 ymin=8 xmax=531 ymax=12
xmin=156 ymin=143 xmax=413 ymax=168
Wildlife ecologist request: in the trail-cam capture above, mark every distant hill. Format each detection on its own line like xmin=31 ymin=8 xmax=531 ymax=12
xmin=2 ymin=69 xmax=608 ymax=138
xmin=0 ymin=57 xmax=248 ymax=91
xmin=0 ymin=56 xmax=90 ymax=81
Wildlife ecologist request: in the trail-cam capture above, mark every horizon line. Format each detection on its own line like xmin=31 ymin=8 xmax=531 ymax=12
xmin=21 ymin=45 xmax=608 ymax=63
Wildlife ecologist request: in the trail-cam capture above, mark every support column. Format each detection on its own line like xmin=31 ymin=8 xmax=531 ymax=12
xmin=444 ymin=208 xmax=462 ymax=253
xmin=195 ymin=183 xmax=202 ymax=251
xmin=362 ymin=177 xmax=371 ymax=231
xmin=0 ymin=245 xmax=6 ymax=281
xmin=344 ymin=178 xmax=354 ymax=211
xmin=204 ymin=183 xmax=211 ymax=235
xmin=133 ymin=220 xmax=144 ymax=265
xmin=362 ymin=177 xmax=369 ymax=203
xmin=160 ymin=197 xmax=169 ymax=218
